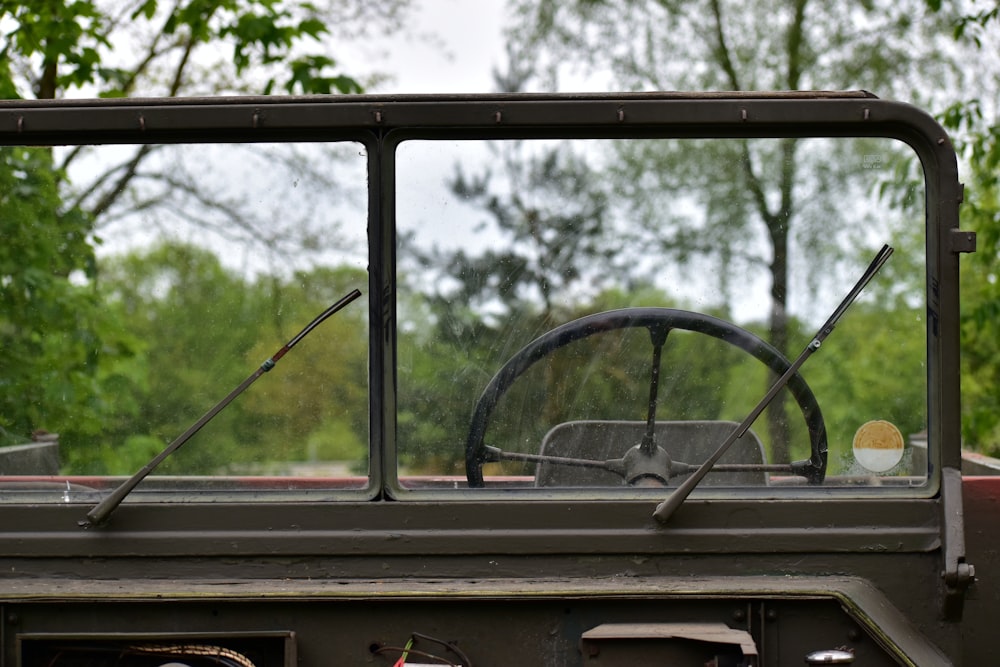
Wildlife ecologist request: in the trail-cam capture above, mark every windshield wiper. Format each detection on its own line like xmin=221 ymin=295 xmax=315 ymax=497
xmin=652 ymin=245 xmax=894 ymax=523
xmin=80 ymin=289 xmax=362 ymax=528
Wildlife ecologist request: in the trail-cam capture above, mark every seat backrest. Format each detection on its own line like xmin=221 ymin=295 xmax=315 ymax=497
xmin=534 ymin=420 xmax=766 ymax=487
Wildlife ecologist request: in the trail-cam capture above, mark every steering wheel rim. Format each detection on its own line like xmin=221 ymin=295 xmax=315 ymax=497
xmin=464 ymin=307 xmax=827 ymax=487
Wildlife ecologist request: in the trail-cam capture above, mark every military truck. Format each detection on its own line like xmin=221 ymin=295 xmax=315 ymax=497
xmin=0 ymin=91 xmax=996 ymax=665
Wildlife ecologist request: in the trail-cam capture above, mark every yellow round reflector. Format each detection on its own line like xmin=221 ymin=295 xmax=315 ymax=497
xmin=852 ymin=420 xmax=905 ymax=473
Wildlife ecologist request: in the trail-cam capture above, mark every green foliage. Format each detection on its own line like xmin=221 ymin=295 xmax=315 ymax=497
xmin=5 ymin=180 xmax=931 ymax=480
xmin=0 ymin=0 xmax=397 ymax=469
xmin=69 ymin=243 xmax=260 ymax=473
xmin=929 ymin=1 xmax=1000 ymax=453
xmin=950 ymin=3 xmax=1000 ymax=45
xmin=76 ymin=242 xmax=370 ymax=475
xmin=0 ymin=1 xmax=109 ymax=97
xmin=956 ymin=144 xmax=1000 ymax=453
xmin=803 ymin=303 xmax=927 ymax=467
xmin=509 ymin=0 xmax=953 ymax=96
xmin=239 ymin=265 xmax=369 ymax=470
xmin=0 ymin=146 xmax=132 ymax=441
xmin=396 ymin=139 xmax=623 ymax=472
xmin=0 ymin=0 xmax=382 ymax=99
xmin=502 ymin=0 xmax=954 ymax=462
xmin=281 ymin=55 xmax=364 ymax=95
xmin=443 ymin=143 xmax=616 ymax=315
xmin=397 ymin=271 xmax=927 ymax=476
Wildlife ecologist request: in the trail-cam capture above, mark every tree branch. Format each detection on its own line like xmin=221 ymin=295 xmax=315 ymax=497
xmin=708 ymin=0 xmax=742 ymax=90
xmin=84 ymin=145 xmax=156 ymax=220
xmin=786 ymin=0 xmax=809 ymax=89
xmin=67 ymin=145 xmax=167 ymax=215
xmin=59 ymin=0 xmax=186 ymax=176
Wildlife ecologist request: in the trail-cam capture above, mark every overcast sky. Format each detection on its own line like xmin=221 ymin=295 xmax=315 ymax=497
xmin=349 ymin=0 xmax=510 ymax=94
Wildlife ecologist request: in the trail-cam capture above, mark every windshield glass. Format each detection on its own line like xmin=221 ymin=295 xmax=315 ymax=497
xmin=394 ymin=136 xmax=929 ymax=495
xmin=0 ymin=140 xmax=370 ymax=502
xmin=0 ymin=122 xmax=935 ymax=504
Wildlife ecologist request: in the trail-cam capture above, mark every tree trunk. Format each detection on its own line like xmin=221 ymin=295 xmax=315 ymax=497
xmin=766 ymin=218 xmax=791 ymax=463
xmin=36 ymin=60 xmax=57 ymax=99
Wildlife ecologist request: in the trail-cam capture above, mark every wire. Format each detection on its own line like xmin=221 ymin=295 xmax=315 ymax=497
xmin=374 ymin=631 xmax=472 ymax=667
xmin=393 ymin=637 xmax=414 ymax=667
xmin=375 ymin=645 xmax=457 ymax=667
xmin=412 ymin=633 xmax=473 ymax=667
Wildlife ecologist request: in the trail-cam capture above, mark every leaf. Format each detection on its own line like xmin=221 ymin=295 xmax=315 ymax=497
xmin=130 ymin=0 xmax=159 ymax=21
xmin=283 ymin=55 xmax=363 ymax=95
xmin=297 ymin=17 xmax=327 ymax=38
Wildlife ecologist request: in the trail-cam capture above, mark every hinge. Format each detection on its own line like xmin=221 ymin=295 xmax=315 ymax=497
xmin=940 ymin=467 xmax=975 ymax=620
xmin=949 ymin=229 xmax=976 ymax=254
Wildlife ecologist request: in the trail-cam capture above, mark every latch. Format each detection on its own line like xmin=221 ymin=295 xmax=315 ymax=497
xmin=949 ymin=229 xmax=976 ymax=254
xmin=941 ymin=467 xmax=976 ymax=620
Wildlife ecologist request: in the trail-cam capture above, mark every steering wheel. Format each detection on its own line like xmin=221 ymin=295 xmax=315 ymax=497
xmin=464 ymin=308 xmax=827 ymax=487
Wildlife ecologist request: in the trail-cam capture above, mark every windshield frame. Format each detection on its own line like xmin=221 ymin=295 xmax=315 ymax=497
xmin=0 ymin=93 xmax=964 ymax=555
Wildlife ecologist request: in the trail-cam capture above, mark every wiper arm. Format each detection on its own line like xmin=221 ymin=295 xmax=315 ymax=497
xmin=653 ymin=245 xmax=893 ymax=523
xmin=80 ymin=289 xmax=362 ymax=528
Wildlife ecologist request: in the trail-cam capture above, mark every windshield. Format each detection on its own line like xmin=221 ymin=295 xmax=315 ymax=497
xmin=394 ymin=136 xmax=928 ymax=496
xmin=0 ymin=107 xmax=935 ymax=504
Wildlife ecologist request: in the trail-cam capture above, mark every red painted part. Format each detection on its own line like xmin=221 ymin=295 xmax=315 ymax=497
xmin=0 ymin=475 xmax=538 ymax=490
xmin=1 ymin=475 xmax=366 ymax=490
xmin=962 ymin=476 xmax=1000 ymax=665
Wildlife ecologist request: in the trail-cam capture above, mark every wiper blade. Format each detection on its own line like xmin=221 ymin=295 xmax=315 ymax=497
xmin=652 ymin=245 xmax=893 ymax=523
xmin=80 ymin=289 xmax=362 ymax=528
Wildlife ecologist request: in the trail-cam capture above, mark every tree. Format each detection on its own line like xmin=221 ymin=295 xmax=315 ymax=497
xmin=0 ymin=0 xmax=410 ymax=100
xmin=401 ymin=61 xmax=617 ymax=328
xmin=74 ymin=242 xmax=263 ymax=473
xmin=0 ymin=0 xmax=405 ymax=447
xmin=421 ymin=143 xmax=617 ymax=320
xmin=0 ymin=0 xmax=411 ymax=256
xmin=929 ymin=0 xmax=1000 ymax=453
xmin=394 ymin=84 xmax=622 ymax=469
xmin=240 ymin=265 xmax=369 ymax=472
xmin=501 ymin=0 xmax=959 ymax=461
xmin=0 ymin=146 xmax=116 ymax=440
xmin=85 ymin=243 xmax=369 ymax=475
xmin=939 ymin=99 xmax=1000 ymax=452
